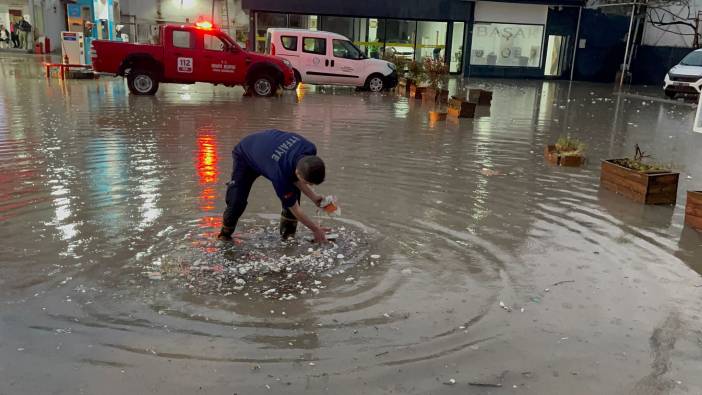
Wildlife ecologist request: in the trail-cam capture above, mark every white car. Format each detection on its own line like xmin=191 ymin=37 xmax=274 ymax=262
xmin=664 ymin=49 xmax=702 ymax=98
xmin=265 ymin=28 xmax=398 ymax=92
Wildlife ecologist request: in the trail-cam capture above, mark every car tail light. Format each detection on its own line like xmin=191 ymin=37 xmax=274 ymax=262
xmin=271 ymin=43 xmax=276 ymax=56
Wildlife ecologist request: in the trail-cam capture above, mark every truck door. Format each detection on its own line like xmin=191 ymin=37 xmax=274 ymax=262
xmin=199 ymin=32 xmax=247 ymax=85
xmin=164 ymin=28 xmax=198 ymax=83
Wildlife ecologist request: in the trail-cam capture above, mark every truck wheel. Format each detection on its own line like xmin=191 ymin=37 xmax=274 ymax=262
xmin=127 ymin=69 xmax=159 ymax=95
xmin=365 ymin=74 xmax=385 ymax=92
xmin=251 ymin=74 xmax=277 ymax=97
xmin=284 ymin=70 xmax=301 ymax=90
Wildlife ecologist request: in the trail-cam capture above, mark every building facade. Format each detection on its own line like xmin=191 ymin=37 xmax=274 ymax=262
xmin=241 ymin=0 xmax=588 ymax=79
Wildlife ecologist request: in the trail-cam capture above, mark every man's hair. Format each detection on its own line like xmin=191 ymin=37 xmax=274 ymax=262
xmin=297 ymin=156 xmax=325 ymax=185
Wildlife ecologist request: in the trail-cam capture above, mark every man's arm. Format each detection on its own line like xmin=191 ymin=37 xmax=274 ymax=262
xmin=294 ymin=180 xmax=323 ymax=207
xmin=289 ymin=203 xmax=329 ymax=243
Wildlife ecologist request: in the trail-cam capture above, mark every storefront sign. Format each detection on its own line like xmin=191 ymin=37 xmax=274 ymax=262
xmin=470 ymin=23 xmax=544 ymax=68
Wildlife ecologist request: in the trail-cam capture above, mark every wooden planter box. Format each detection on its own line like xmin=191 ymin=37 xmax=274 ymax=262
xmin=468 ymin=89 xmax=493 ymax=105
xmin=544 ymin=145 xmax=585 ymax=167
xmin=428 ymin=111 xmax=447 ymax=122
xmin=410 ymin=84 xmax=426 ymax=99
xmin=423 ymin=87 xmax=449 ymax=104
xmin=600 ymin=160 xmax=679 ymax=205
xmin=447 ymin=96 xmax=476 ymax=118
xmin=685 ymin=191 xmax=702 ymax=230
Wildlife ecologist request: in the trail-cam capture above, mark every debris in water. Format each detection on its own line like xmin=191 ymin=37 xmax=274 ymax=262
xmin=370 ymin=254 xmax=381 ymax=259
xmin=481 ymin=168 xmax=502 ymax=177
xmin=152 ymin=223 xmax=368 ymax=299
xmin=445 ymin=378 xmax=456 ymax=385
xmin=401 ymin=268 xmax=412 ymax=275
xmin=499 ymin=301 xmax=512 ymax=312
xmin=468 ymin=382 xmax=502 ymax=388
xmin=147 ymin=272 xmax=162 ymax=280
xmin=553 ymin=280 xmax=575 ymax=286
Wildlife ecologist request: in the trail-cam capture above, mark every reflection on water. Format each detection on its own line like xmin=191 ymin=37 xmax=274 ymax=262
xmin=1 ymin=54 xmax=702 ymax=394
xmin=196 ymin=129 xmax=220 ymax=232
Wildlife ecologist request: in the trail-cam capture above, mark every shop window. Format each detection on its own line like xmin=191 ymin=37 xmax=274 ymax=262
xmin=256 ymin=12 xmax=287 ymax=52
xmin=321 ymin=16 xmax=354 ymax=39
xmin=416 ymin=21 xmax=447 ymax=63
xmin=281 ymin=36 xmax=297 ymax=51
xmin=288 ymin=14 xmax=316 ymax=29
xmin=333 ymin=39 xmax=362 ymax=60
xmin=470 ymin=23 xmax=544 ymax=68
xmin=450 ymin=22 xmax=465 ymax=73
xmin=303 ymin=37 xmax=326 ymax=55
xmin=377 ymin=19 xmax=416 ymax=60
xmin=204 ymin=34 xmax=226 ymax=51
xmin=172 ymin=30 xmax=192 ymax=49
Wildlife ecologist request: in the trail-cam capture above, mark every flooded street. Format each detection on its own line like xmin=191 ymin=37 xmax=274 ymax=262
xmin=2 ymin=52 xmax=702 ymax=394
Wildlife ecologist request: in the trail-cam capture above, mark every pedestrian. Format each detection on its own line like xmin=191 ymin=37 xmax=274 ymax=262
xmin=10 ymin=21 xmax=20 ymax=48
xmin=0 ymin=25 xmax=10 ymax=49
xmin=218 ymin=129 xmax=331 ymax=243
xmin=18 ymin=17 xmax=31 ymax=50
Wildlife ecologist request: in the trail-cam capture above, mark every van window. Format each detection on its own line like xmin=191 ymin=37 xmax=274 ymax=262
xmin=172 ymin=30 xmax=193 ymax=49
xmin=303 ymin=37 xmax=326 ymax=55
xmin=281 ymin=35 xmax=297 ymax=51
xmin=333 ymin=39 xmax=362 ymax=60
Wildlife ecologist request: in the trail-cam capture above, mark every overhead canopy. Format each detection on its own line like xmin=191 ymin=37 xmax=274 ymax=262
xmin=241 ymin=0 xmax=473 ymax=21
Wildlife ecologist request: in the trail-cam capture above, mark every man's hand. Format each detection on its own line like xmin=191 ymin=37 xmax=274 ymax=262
xmin=312 ymin=225 xmax=332 ymax=244
xmin=312 ymin=194 xmax=324 ymax=207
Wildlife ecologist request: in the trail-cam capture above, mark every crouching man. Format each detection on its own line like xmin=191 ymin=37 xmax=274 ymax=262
xmin=218 ymin=129 xmax=330 ymax=243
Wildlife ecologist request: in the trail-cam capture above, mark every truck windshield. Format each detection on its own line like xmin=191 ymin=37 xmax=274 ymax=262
xmin=680 ymin=51 xmax=702 ymax=66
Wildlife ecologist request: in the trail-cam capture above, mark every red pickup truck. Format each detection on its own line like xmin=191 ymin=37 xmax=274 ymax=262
xmin=91 ymin=23 xmax=294 ymax=96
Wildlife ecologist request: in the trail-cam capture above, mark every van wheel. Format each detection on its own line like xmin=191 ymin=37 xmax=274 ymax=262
xmin=284 ymin=70 xmax=301 ymax=90
xmin=250 ymin=74 xmax=277 ymax=97
xmin=127 ymin=69 xmax=159 ymax=95
xmin=365 ymin=74 xmax=385 ymax=92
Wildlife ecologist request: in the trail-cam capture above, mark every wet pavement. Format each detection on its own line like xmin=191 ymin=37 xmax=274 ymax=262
xmin=1 ymin=52 xmax=702 ymax=394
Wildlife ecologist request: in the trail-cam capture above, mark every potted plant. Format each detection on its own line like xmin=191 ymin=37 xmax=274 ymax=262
xmin=600 ymin=145 xmax=679 ymax=205
xmin=545 ymin=136 xmax=586 ymax=167
xmin=447 ymin=95 xmax=476 ymax=118
xmin=468 ymin=88 xmax=493 ymax=106
xmin=407 ymin=60 xmax=426 ymax=99
xmin=385 ymin=54 xmax=410 ymax=95
xmin=685 ymin=191 xmax=702 ymax=230
xmin=422 ymin=57 xmax=449 ymax=105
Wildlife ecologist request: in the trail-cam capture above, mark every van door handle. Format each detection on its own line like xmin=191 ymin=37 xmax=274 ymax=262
xmin=330 ymin=60 xmax=335 ymax=67
xmin=325 ymin=59 xmax=329 ymax=67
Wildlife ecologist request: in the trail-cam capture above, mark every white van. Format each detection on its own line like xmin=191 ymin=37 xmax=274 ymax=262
xmin=265 ymin=28 xmax=398 ymax=92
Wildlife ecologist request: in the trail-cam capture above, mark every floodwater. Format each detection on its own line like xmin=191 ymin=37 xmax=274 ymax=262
xmin=1 ymin=52 xmax=702 ymax=394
